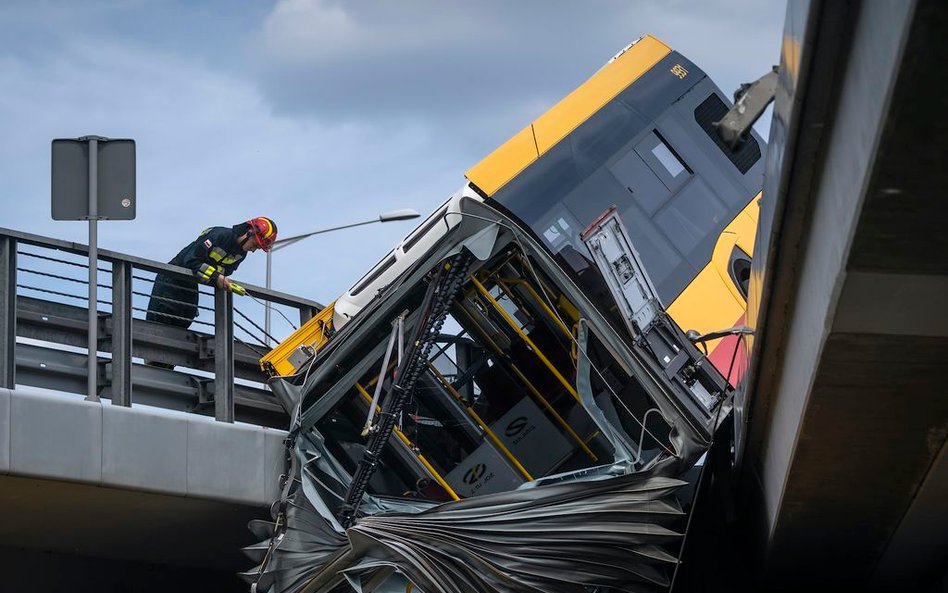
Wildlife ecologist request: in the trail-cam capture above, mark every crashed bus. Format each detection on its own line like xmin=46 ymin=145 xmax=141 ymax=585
xmin=246 ymin=34 xmax=766 ymax=593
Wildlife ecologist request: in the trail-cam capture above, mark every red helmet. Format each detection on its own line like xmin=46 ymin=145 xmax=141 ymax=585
xmin=248 ymin=216 xmax=278 ymax=252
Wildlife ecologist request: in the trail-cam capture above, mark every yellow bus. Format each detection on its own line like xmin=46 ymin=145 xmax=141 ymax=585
xmin=263 ymin=34 xmax=764 ymax=385
xmin=248 ymin=34 xmax=767 ymax=593
xmin=466 ymin=34 xmax=762 ymax=385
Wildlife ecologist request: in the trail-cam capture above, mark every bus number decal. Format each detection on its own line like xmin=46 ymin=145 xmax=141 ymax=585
xmin=671 ymin=64 xmax=689 ymax=79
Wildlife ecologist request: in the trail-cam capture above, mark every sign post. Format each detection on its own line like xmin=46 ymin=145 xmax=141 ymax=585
xmin=52 ymin=136 xmax=136 ymax=401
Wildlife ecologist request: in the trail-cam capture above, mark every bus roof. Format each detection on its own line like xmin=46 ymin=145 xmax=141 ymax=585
xmin=465 ymin=34 xmax=672 ymax=196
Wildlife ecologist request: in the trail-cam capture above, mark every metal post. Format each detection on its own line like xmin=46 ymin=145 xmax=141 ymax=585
xmin=111 ymin=260 xmax=133 ymax=406
xmin=0 ymin=236 xmax=16 ymax=389
xmin=214 ymin=288 xmax=235 ymax=422
xmin=299 ymin=305 xmax=315 ymax=326
xmin=265 ymin=250 xmax=272 ymax=346
xmin=454 ymin=340 xmax=478 ymax=402
xmin=87 ymin=138 xmax=100 ymax=402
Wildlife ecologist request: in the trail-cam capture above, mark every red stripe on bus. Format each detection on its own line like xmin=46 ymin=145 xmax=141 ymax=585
xmin=707 ymin=314 xmax=748 ymax=387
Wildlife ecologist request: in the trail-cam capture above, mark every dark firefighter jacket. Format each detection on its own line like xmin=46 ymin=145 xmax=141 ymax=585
xmin=146 ymin=225 xmax=247 ymax=327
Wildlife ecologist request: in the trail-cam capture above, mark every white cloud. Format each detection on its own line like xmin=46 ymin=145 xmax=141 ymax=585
xmin=259 ymin=0 xmax=484 ymax=65
xmin=260 ymin=0 xmax=357 ymax=63
xmin=252 ymin=0 xmax=783 ymax=124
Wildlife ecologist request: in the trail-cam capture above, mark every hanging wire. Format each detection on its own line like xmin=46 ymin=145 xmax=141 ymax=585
xmin=244 ymin=292 xmax=299 ymax=332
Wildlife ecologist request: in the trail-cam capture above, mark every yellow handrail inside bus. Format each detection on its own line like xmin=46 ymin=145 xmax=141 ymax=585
xmin=470 ymin=277 xmax=580 ymax=403
xmin=453 ymin=305 xmax=597 ymax=462
xmin=425 ymin=361 xmax=533 ymax=481
xmin=354 ymin=382 xmax=460 ymax=501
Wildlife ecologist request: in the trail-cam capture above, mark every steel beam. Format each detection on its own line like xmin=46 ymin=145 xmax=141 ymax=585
xmin=17 ymin=296 xmax=267 ymax=382
xmin=111 ymin=261 xmax=133 ymax=406
xmin=14 ymin=342 xmax=285 ymax=427
xmin=299 ymin=305 xmax=315 ymax=326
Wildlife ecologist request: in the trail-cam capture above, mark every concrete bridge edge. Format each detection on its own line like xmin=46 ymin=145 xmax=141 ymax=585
xmin=0 ymin=385 xmax=286 ymax=506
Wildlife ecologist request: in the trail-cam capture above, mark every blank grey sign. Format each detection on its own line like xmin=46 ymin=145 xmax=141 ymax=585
xmin=51 ymin=138 xmax=136 ymax=220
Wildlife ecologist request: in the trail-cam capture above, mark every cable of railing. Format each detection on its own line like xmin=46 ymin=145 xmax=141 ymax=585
xmin=18 ymin=249 xmax=112 ymax=273
xmin=131 ymin=289 xmax=215 ymax=313
xmin=5 ymin=226 xmax=322 ymax=310
xmin=18 ymin=267 xmax=112 ymax=291
xmin=135 ymin=276 xmax=208 ymax=296
xmin=18 ymin=254 xmax=288 ymax=338
xmin=129 ymin=306 xmax=215 ymax=328
xmin=4 ymin=226 xmax=323 ymax=423
xmin=234 ymin=305 xmax=279 ymax=345
xmin=17 ymin=284 xmax=112 ymax=306
xmin=233 ymin=322 xmax=269 ymax=357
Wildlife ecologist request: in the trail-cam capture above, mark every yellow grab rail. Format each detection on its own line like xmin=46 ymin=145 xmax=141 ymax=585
xmin=425 ymin=362 xmax=534 ymax=481
xmin=353 ymin=382 xmax=460 ymax=501
xmin=495 ymin=276 xmax=573 ymax=338
xmin=470 ymin=277 xmax=580 ymax=403
xmin=454 ymin=306 xmax=597 ymax=462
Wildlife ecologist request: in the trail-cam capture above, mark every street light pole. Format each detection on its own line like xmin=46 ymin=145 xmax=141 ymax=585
xmin=264 ymin=208 xmax=420 ymax=344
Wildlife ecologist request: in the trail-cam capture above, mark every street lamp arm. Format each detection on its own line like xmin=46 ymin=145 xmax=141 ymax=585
xmin=273 ymin=219 xmax=379 ymax=251
xmin=265 ymin=208 xmax=420 ymax=345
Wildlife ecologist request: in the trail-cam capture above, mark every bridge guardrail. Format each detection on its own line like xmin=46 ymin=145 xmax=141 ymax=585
xmin=0 ymin=227 xmax=322 ymax=427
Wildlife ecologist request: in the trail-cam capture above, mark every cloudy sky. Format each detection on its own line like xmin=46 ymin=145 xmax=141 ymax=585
xmin=0 ymin=0 xmax=784 ymax=341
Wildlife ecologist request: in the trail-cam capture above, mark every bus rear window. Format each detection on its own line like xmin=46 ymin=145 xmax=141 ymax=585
xmin=694 ymin=93 xmax=761 ymax=174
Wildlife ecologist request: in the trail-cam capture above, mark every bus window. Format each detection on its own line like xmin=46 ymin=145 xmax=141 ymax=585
xmin=652 ymin=141 xmax=685 ymax=177
xmin=350 ymin=253 xmax=396 ymax=297
xmin=404 ymin=204 xmax=449 ymax=252
xmin=635 ymin=131 xmax=692 ymax=193
xmin=694 ymin=93 xmax=761 ymax=174
xmin=541 ymin=217 xmax=574 ymax=251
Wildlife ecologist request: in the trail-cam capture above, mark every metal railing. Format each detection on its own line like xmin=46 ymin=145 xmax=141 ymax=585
xmin=0 ymin=227 xmax=322 ymax=427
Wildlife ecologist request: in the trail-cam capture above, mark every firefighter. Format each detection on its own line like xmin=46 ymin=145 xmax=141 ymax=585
xmin=146 ymin=216 xmax=277 ymax=338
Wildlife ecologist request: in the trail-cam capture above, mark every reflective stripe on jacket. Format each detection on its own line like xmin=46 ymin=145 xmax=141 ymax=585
xmin=170 ymin=226 xmax=246 ymax=285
